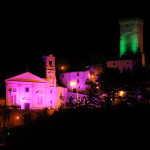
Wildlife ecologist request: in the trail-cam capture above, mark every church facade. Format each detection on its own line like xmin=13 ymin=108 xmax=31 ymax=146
xmin=5 ymin=55 xmax=67 ymax=110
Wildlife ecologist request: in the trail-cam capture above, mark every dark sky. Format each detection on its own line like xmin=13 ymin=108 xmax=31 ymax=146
xmin=0 ymin=1 xmax=150 ymax=96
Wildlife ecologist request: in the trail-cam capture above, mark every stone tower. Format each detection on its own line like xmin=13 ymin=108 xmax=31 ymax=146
xmin=45 ymin=54 xmax=56 ymax=86
xmin=119 ymin=18 xmax=145 ymax=66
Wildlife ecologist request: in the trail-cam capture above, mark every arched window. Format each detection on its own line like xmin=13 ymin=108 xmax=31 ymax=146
xmin=38 ymin=95 xmax=42 ymax=105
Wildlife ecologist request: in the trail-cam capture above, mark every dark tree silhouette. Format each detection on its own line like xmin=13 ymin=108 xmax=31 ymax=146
xmin=97 ymin=68 xmax=122 ymax=103
xmin=97 ymin=65 xmax=150 ymax=105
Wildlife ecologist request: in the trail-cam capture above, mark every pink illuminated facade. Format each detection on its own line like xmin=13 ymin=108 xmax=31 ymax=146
xmin=5 ymin=55 xmax=67 ymax=110
xmin=59 ymin=64 xmax=103 ymax=92
xmin=59 ymin=70 xmax=90 ymax=91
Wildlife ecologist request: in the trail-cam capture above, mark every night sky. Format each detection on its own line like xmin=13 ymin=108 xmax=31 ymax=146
xmin=0 ymin=1 xmax=150 ymax=96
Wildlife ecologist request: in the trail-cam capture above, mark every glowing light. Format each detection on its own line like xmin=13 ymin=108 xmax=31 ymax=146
xmin=70 ymin=81 xmax=76 ymax=87
xmin=91 ymin=75 xmax=94 ymax=78
xmin=119 ymin=91 xmax=125 ymax=97
xmin=16 ymin=116 xmax=20 ymax=120
xmin=96 ymin=86 xmax=99 ymax=89
xmin=120 ymin=35 xmax=126 ymax=57
xmin=8 ymin=132 xmax=10 ymax=136
xmin=120 ymin=33 xmax=138 ymax=57
xmin=61 ymin=66 xmax=65 ymax=70
xmin=119 ymin=19 xmax=143 ymax=58
xmin=131 ymin=34 xmax=138 ymax=53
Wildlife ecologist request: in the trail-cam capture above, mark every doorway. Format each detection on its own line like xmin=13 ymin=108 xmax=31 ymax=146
xmin=24 ymin=103 xmax=30 ymax=110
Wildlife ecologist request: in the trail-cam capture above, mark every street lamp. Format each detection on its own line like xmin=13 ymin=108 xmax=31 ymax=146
xmin=16 ymin=116 xmax=20 ymax=126
xmin=119 ymin=91 xmax=125 ymax=97
xmin=61 ymin=66 xmax=64 ymax=70
xmin=70 ymin=81 xmax=79 ymax=100
xmin=16 ymin=116 xmax=20 ymax=120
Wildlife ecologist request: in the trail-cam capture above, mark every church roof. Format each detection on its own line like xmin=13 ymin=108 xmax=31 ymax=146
xmin=5 ymin=72 xmax=48 ymax=83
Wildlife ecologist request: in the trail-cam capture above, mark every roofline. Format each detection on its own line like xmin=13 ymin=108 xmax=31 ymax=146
xmin=59 ymin=70 xmax=90 ymax=74
xmin=5 ymin=71 xmax=48 ymax=83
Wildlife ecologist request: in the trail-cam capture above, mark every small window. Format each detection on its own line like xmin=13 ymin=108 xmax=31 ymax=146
xmin=127 ymin=61 xmax=129 ymax=64
xmin=113 ymin=62 xmax=115 ymax=66
xmin=77 ymin=72 xmax=79 ymax=76
xmin=49 ymin=61 xmax=52 ymax=67
xmin=50 ymin=90 xmax=52 ymax=93
xmin=62 ymin=75 xmax=64 ymax=78
xmin=77 ymin=79 xmax=79 ymax=83
xmin=25 ymin=88 xmax=29 ymax=92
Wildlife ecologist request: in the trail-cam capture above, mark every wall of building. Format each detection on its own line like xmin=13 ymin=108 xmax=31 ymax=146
xmin=107 ymin=59 xmax=133 ymax=72
xmin=119 ymin=18 xmax=144 ymax=58
xmin=6 ymin=81 xmax=48 ymax=109
xmin=6 ymin=80 xmax=67 ymax=110
xmin=59 ymin=70 xmax=91 ymax=91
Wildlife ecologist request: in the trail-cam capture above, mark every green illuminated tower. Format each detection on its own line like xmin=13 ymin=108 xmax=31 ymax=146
xmin=119 ymin=18 xmax=144 ymax=58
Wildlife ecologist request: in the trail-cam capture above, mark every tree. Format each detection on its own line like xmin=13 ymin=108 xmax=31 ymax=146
xmin=86 ymin=81 xmax=103 ymax=108
xmin=97 ymin=68 xmax=122 ymax=103
xmin=122 ymin=65 xmax=150 ymax=103
xmin=97 ymin=65 xmax=150 ymax=105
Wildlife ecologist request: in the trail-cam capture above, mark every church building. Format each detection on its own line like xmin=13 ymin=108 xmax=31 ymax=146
xmin=5 ymin=55 xmax=67 ymax=110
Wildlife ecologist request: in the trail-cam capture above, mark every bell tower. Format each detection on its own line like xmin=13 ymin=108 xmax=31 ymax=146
xmin=45 ymin=54 xmax=56 ymax=86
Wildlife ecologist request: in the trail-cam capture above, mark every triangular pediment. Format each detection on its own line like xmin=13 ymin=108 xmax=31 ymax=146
xmin=5 ymin=72 xmax=48 ymax=83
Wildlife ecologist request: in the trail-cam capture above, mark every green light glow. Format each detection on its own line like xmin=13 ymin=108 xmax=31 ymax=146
xmin=120 ymin=35 xmax=126 ymax=57
xmin=131 ymin=34 xmax=138 ymax=53
xmin=120 ymin=33 xmax=138 ymax=57
xmin=8 ymin=132 xmax=10 ymax=136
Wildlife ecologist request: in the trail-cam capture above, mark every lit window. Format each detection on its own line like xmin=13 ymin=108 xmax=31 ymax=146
xmin=25 ymin=88 xmax=29 ymax=92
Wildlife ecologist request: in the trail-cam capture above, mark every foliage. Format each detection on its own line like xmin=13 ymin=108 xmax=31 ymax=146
xmin=97 ymin=68 xmax=122 ymax=98
xmin=97 ymin=65 xmax=150 ymax=103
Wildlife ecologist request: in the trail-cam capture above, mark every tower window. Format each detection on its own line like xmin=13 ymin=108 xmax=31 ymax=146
xmin=113 ymin=62 xmax=115 ymax=66
xmin=77 ymin=79 xmax=79 ymax=83
xmin=77 ymin=72 xmax=79 ymax=76
xmin=49 ymin=61 xmax=52 ymax=67
xmin=25 ymin=88 xmax=29 ymax=92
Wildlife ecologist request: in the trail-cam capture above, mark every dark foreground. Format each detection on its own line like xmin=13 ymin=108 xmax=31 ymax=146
xmin=4 ymin=104 xmax=150 ymax=149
